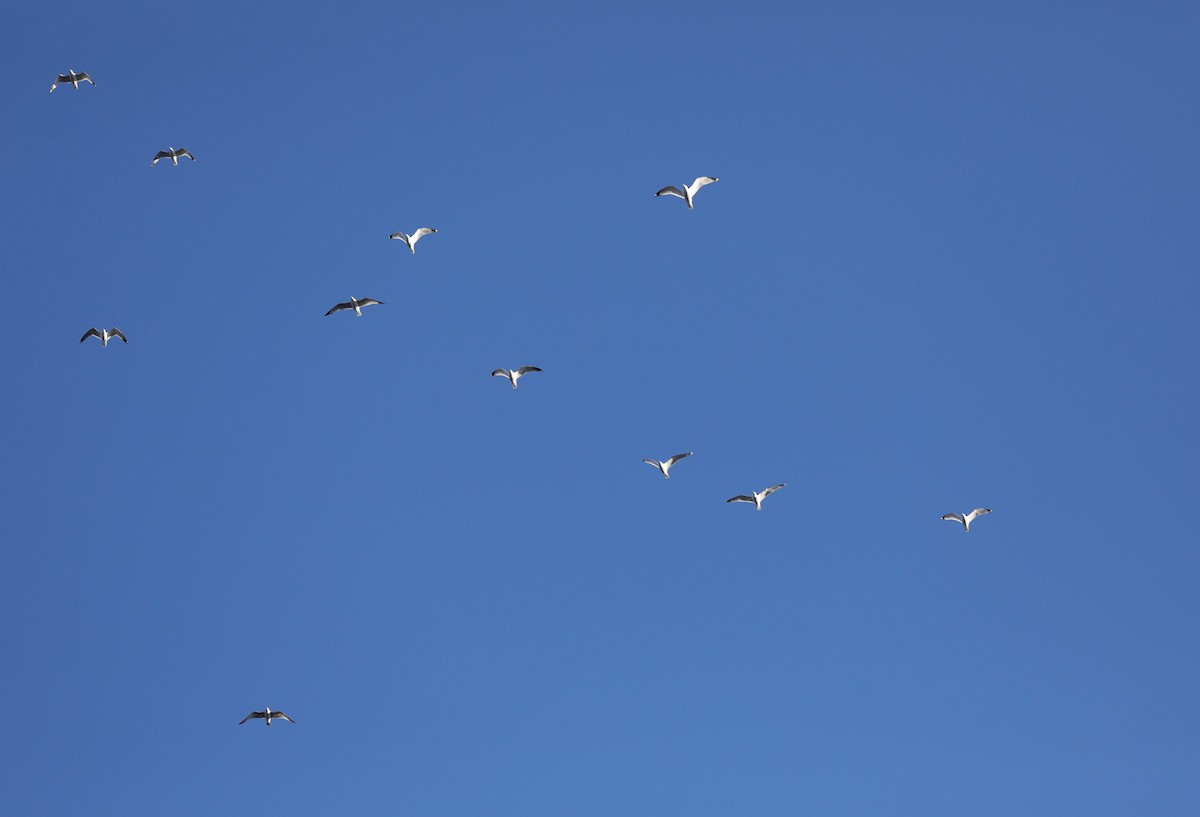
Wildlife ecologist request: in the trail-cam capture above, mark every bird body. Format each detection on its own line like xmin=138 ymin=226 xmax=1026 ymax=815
xmin=51 ymin=70 xmax=95 ymax=92
xmin=239 ymin=708 xmax=295 ymax=726
xmin=151 ymin=147 xmax=195 ymax=166
xmin=941 ymin=508 xmax=991 ymax=532
xmin=491 ymin=366 xmax=542 ymax=389
xmin=325 ymin=296 xmax=384 ymax=317
xmin=80 ymin=327 xmax=127 ymax=347
xmin=389 ymin=227 xmax=438 ymax=254
xmin=643 ymin=452 xmax=693 ymax=478
xmin=726 ymin=484 xmax=785 ymax=510
xmin=655 ymin=176 xmax=718 ymax=209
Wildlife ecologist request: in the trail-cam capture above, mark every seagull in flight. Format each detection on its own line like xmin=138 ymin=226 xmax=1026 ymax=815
xmin=238 ymin=708 xmax=296 ymax=726
xmin=325 ymin=296 xmax=384 ymax=317
xmin=654 ymin=176 xmax=718 ymax=209
xmin=80 ymin=327 xmax=127 ymax=347
xmin=389 ymin=227 xmax=438 ymax=254
xmin=643 ymin=452 xmax=693 ymax=479
xmin=151 ymin=147 xmax=195 ymax=166
xmin=491 ymin=366 xmax=542 ymax=389
xmin=726 ymin=484 xmax=785 ymax=510
xmin=941 ymin=508 xmax=991 ymax=532
xmin=50 ymin=70 xmax=95 ymax=92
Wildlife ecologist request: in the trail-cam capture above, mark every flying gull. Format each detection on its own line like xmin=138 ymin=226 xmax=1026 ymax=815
xmin=654 ymin=176 xmax=718 ymax=209
xmin=389 ymin=227 xmax=438 ymax=254
xmin=50 ymin=70 xmax=95 ymax=92
xmin=151 ymin=147 xmax=195 ymax=166
xmin=941 ymin=508 xmax=991 ymax=532
xmin=726 ymin=484 xmax=785 ymax=510
xmin=643 ymin=452 xmax=693 ymax=479
xmin=491 ymin=366 xmax=542 ymax=389
xmin=80 ymin=327 xmax=127 ymax=347
xmin=238 ymin=708 xmax=296 ymax=726
xmin=325 ymin=296 xmax=384 ymax=317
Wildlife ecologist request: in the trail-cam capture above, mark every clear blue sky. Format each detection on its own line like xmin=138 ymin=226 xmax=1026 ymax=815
xmin=3 ymin=2 xmax=1198 ymax=814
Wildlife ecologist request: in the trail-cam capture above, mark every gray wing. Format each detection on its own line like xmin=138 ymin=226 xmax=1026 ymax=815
xmin=80 ymin=327 xmax=101 ymax=343
xmin=516 ymin=366 xmax=541 ymax=375
xmin=655 ymin=185 xmax=685 ymax=199
xmin=941 ymin=513 xmax=965 ymax=523
xmin=491 ymin=369 xmax=509 ymax=377
xmin=239 ymin=711 xmax=263 ymax=724
xmin=356 ymin=298 xmax=383 ymax=308
xmin=643 ymin=458 xmax=661 ymax=468
xmin=177 ymin=148 xmax=195 ymax=161
xmin=727 ymin=495 xmax=755 ymax=504
xmin=272 ymin=711 xmax=296 ymax=724
xmin=761 ymin=484 xmax=785 ymax=496
xmin=690 ymin=176 xmax=718 ymax=189
xmin=665 ymin=452 xmax=693 ymax=467
xmin=965 ymin=508 xmax=992 ymax=523
xmin=412 ymin=227 xmax=437 ymax=239
xmin=325 ymin=301 xmax=353 ymax=316
xmin=388 ymin=232 xmax=407 ymax=240
xmin=151 ymin=151 xmax=170 ymax=166
xmin=77 ymin=72 xmax=95 ymax=86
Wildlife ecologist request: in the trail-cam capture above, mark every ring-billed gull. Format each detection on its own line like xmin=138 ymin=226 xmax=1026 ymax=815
xmin=238 ymin=708 xmax=296 ymax=726
xmin=50 ymin=70 xmax=95 ymax=92
xmin=491 ymin=366 xmax=541 ymax=389
xmin=643 ymin=452 xmax=693 ymax=479
xmin=389 ymin=227 xmax=438 ymax=254
xmin=941 ymin=508 xmax=991 ymax=532
xmin=726 ymin=484 xmax=785 ymax=510
xmin=151 ymin=147 xmax=195 ymax=167
xmin=325 ymin=296 xmax=384 ymax=317
xmin=654 ymin=176 xmax=718 ymax=209
xmin=80 ymin=327 xmax=127 ymax=347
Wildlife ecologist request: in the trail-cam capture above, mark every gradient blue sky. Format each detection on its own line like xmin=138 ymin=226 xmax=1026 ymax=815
xmin=3 ymin=2 xmax=1198 ymax=815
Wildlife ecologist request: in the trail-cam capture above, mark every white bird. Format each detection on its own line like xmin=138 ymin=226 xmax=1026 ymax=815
xmin=325 ymin=296 xmax=384 ymax=317
xmin=238 ymin=708 xmax=296 ymax=726
xmin=50 ymin=70 xmax=95 ymax=92
xmin=726 ymin=484 xmax=785 ymax=510
xmin=491 ymin=366 xmax=542 ymax=389
xmin=654 ymin=176 xmax=718 ymax=209
xmin=388 ymin=227 xmax=438 ymax=254
xmin=941 ymin=508 xmax=991 ymax=532
xmin=151 ymin=147 xmax=195 ymax=166
xmin=80 ymin=327 xmax=127 ymax=347
xmin=643 ymin=452 xmax=693 ymax=479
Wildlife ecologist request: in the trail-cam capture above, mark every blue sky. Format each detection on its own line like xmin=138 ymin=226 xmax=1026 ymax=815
xmin=3 ymin=2 xmax=1198 ymax=814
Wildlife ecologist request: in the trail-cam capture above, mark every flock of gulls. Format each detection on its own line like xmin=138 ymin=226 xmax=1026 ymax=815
xmin=57 ymin=69 xmax=993 ymax=727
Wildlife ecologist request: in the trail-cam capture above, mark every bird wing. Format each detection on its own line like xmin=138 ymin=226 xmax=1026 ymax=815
xmin=665 ymin=452 xmax=693 ymax=467
xmin=388 ymin=232 xmax=407 ymax=241
xmin=177 ymin=148 xmax=195 ymax=161
xmin=727 ymin=495 xmax=755 ymax=504
xmin=655 ymin=185 xmax=685 ymax=199
xmin=80 ymin=328 xmax=101 ymax=343
xmin=325 ymin=301 xmax=353 ymax=316
xmin=272 ymin=711 xmax=296 ymax=723
xmin=516 ymin=366 xmax=542 ymax=375
xmin=761 ymin=484 xmax=785 ymax=496
xmin=643 ymin=459 xmax=661 ymax=468
xmin=78 ymin=72 xmax=95 ymax=85
xmin=965 ymin=508 xmax=991 ymax=523
xmin=690 ymin=176 xmax=718 ymax=191
xmin=941 ymin=513 xmax=965 ymax=523
xmin=356 ymin=298 xmax=383 ymax=307
xmin=491 ymin=369 xmax=509 ymax=377
xmin=239 ymin=711 xmax=263 ymax=724
xmin=109 ymin=328 xmax=128 ymax=343
xmin=50 ymin=75 xmax=67 ymax=92
xmin=151 ymin=151 xmax=170 ymax=165
xmin=411 ymin=228 xmax=436 ymax=240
